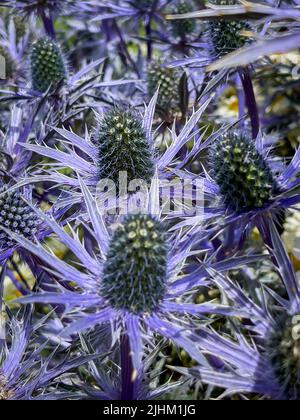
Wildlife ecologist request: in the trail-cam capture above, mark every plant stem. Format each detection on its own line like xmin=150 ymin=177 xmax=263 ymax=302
xmin=145 ymin=18 xmax=153 ymax=61
xmin=113 ymin=20 xmax=141 ymax=78
xmin=238 ymin=66 xmax=260 ymax=139
xmin=120 ymin=333 xmax=136 ymax=400
xmin=41 ymin=12 xmax=56 ymax=39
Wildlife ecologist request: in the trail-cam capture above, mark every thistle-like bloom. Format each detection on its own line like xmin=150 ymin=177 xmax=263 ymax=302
xmin=11 ymin=178 xmax=257 ymax=399
xmin=0 ymin=185 xmax=40 ymax=249
xmin=168 ymin=0 xmax=253 ymax=71
xmin=209 ymin=133 xmax=277 ymax=213
xmin=147 ymin=60 xmax=182 ymax=116
xmin=96 ymin=108 xmax=154 ymax=187
xmin=171 ymin=251 xmax=300 ymax=400
xmin=184 ymin=131 xmax=300 ymax=230
xmin=207 ymin=0 xmax=251 ymax=58
xmin=30 ymin=38 xmax=67 ymax=93
xmin=0 ymin=105 xmax=62 ymax=264
xmin=169 ymin=0 xmax=196 ymax=41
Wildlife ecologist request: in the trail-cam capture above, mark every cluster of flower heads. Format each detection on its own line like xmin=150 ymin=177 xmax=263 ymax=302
xmin=0 ymin=0 xmax=299 ymax=401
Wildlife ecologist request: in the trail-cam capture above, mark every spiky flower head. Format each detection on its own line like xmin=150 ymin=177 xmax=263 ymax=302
xmin=208 ymin=0 xmax=251 ymax=57
xmin=0 ymin=45 xmax=16 ymax=80
xmin=101 ymin=214 xmax=168 ymax=314
xmin=0 ymin=186 xmax=40 ymax=249
xmin=147 ymin=60 xmax=181 ymax=113
xmin=267 ymin=314 xmax=300 ymax=400
xmin=96 ymin=108 xmax=154 ymax=187
xmin=210 ymin=133 xmax=277 ymax=213
xmin=30 ymin=38 xmax=66 ymax=93
xmin=170 ymin=1 xmax=196 ymax=40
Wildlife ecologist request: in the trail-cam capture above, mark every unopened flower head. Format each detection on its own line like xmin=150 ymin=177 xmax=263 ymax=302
xmin=208 ymin=0 xmax=251 ymax=57
xmin=210 ymin=133 xmax=277 ymax=213
xmin=0 ymin=186 xmax=40 ymax=249
xmin=96 ymin=108 xmax=154 ymax=187
xmin=147 ymin=60 xmax=181 ymax=112
xmin=30 ymin=38 xmax=66 ymax=93
xmin=170 ymin=0 xmax=196 ymax=40
xmin=101 ymin=214 xmax=168 ymax=314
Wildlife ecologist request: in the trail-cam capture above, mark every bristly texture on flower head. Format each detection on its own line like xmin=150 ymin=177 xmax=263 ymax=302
xmin=267 ymin=313 xmax=300 ymax=400
xmin=0 ymin=186 xmax=40 ymax=249
xmin=170 ymin=0 xmax=196 ymax=40
xmin=101 ymin=214 xmax=168 ymax=314
xmin=147 ymin=60 xmax=181 ymax=113
xmin=208 ymin=0 xmax=251 ymax=57
xmin=209 ymin=133 xmax=277 ymax=213
xmin=30 ymin=37 xmax=66 ymax=93
xmin=96 ymin=108 xmax=154 ymax=187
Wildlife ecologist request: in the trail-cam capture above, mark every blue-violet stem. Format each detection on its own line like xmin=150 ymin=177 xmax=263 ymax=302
xmin=41 ymin=12 xmax=56 ymax=39
xmin=238 ymin=66 xmax=260 ymax=139
xmin=120 ymin=333 xmax=137 ymax=400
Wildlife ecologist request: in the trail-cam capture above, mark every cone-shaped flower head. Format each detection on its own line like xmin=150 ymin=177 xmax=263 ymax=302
xmin=170 ymin=1 xmax=196 ymax=40
xmin=30 ymin=38 xmax=66 ymax=93
xmin=147 ymin=60 xmax=180 ymax=112
xmin=267 ymin=314 xmax=300 ymax=400
xmin=210 ymin=134 xmax=277 ymax=213
xmin=101 ymin=214 xmax=168 ymax=314
xmin=96 ymin=108 xmax=154 ymax=187
xmin=208 ymin=0 xmax=251 ymax=57
xmin=0 ymin=186 xmax=40 ymax=249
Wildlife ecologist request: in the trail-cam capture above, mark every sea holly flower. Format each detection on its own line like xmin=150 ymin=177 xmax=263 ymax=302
xmin=147 ymin=60 xmax=183 ymax=119
xmin=96 ymin=108 xmax=154 ymax=188
xmin=167 ymin=0 xmax=261 ymax=137
xmin=18 ymin=94 xmax=214 ymax=208
xmin=209 ymin=133 xmax=277 ymax=213
xmin=177 ymin=130 xmax=300 ymax=297
xmin=170 ymin=257 xmax=300 ymax=400
xmin=207 ymin=1 xmax=251 ymax=58
xmin=169 ymin=0 xmax=197 ymax=42
xmin=10 ymin=178 xmax=258 ymax=399
xmin=30 ymin=38 xmax=67 ymax=94
xmin=0 ymin=185 xmax=40 ymax=250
